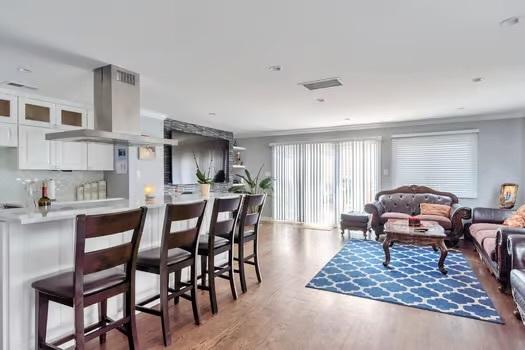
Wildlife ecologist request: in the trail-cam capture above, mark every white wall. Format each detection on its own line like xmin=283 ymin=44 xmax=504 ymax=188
xmin=0 ymin=148 xmax=103 ymax=203
xmin=237 ymin=117 xmax=525 ymax=217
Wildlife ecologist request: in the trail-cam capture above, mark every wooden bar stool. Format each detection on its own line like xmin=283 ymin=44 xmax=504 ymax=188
xmin=231 ymin=194 xmax=266 ymax=293
xmin=32 ymin=207 xmax=147 ymax=350
xmin=197 ymin=196 xmax=242 ymax=314
xmin=135 ymin=200 xmax=206 ymax=346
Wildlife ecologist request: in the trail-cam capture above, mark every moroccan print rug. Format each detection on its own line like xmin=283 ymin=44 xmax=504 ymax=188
xmin=306 ymin=239 xmax=503 ymax=324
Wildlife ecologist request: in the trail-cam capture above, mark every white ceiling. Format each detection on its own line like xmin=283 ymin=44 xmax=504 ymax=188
xmin=0 ymin=0 xmax=524 ymax=136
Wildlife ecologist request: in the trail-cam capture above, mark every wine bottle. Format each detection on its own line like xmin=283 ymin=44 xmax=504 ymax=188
xmin=38 ymin=181 xmax=51 ymax=208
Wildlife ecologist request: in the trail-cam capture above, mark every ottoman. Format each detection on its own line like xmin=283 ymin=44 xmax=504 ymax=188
xmin=340 ymin=212 xmax=370 ymax=239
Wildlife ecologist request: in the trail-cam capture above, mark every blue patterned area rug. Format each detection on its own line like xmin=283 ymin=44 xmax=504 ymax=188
xmin=306 ymin=239 xmax=503 ymax=324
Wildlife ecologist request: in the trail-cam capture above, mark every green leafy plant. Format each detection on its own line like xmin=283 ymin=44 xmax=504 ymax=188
xmin=229 ymin=165 xmax=273 ymax=194
xmin=193 ymin=152 xmax=213 ymax=185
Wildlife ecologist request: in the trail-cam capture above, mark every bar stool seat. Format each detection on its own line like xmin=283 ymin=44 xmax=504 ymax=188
xmin=32 ymin=268 xmax=127 ymax=301
xmin=218 ymin=229 xmax=256 ymax=243
xmin=198 ymin=234 xmax=230 ymax=253
xmin=137 ymin=247 xmax=192 ymax=269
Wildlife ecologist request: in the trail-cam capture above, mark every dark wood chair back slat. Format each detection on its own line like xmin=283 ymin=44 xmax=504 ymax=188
xmin=244 ymin=213 xmax=259 ymax=226
xmin=74 ymin=207 xmax=147 ymax=288
xmin=161 ymin=201 xmax=207 ymax=258
xmin=214 ymin=219 xmax=235 ymax=236
xmin=166 ymin=227 xmax=199 ymax=251
xmin=84 ymin=209 xmax=146 ymax=238
xmin=217 ymin=196 xmax=243 ymax=212
xmin=84 ymin=243 xmax=133 ymax=275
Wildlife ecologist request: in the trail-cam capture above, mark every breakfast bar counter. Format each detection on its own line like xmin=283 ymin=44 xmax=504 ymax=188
xmin=0 ymin=194 xmax=235 ymax=349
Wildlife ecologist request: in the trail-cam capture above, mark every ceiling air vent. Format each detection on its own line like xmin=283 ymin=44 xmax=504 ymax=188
xmin=299 ymin=77 xmax=343 ymax=90
xmin=116 ymin=69 xmax=136 ymax=86
xmin=2 ymin=81 xmax=38 ymax=90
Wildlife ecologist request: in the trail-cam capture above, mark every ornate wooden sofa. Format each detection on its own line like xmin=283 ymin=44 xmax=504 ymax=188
xmin=364 ymin=185 xmax=471 ymax=244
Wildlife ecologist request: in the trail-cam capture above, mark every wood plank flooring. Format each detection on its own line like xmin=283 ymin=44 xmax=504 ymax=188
xmin=86 ymin=222 xmax=525 ymax=350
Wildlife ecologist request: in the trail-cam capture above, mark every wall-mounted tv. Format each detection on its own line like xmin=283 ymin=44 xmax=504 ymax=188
xmin=171 ymin=131 xmax=229 ymax=185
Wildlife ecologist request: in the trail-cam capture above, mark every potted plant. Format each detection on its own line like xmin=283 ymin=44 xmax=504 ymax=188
xmin=229 ymin=165 xmax=273 ymax=195
xmin=193 ymin=153 xmax=213 ymax=196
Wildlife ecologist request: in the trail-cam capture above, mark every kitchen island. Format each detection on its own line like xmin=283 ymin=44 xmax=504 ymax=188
xmin=0 ymin=194 xmax=236 ymax=350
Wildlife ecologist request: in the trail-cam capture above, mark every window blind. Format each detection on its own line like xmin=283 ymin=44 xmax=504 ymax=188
xmin=391 ymin=131 xmax=478 ymax=198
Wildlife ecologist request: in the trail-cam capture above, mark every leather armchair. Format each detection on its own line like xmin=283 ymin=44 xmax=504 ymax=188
xmin=508 ymin=234 xmax=525 ymax=324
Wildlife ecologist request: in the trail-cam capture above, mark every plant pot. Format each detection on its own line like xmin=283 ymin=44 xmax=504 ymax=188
xmin=200 ymin=183 xmax=211 ymax=197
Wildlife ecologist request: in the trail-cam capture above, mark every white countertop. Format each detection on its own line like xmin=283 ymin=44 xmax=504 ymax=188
xmin=0 ymin=193 xmax=240 ymax=224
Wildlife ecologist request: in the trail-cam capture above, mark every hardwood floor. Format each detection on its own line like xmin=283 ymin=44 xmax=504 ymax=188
xmin=86 ymin=222 xmax=525 ymax=350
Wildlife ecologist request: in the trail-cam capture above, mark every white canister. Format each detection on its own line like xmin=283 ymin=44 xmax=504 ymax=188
xmin=47 ymin=179 xmax=56 ymax=201
xmin=84 ymin=183 xmax=92 ymax=201
xmin=98 ymin=180 xmax=107 ymax=199
xmin=91 ymin=182 xmax=99 ymax=200
xmin=76 ymin=185 xmax=85 ymax=201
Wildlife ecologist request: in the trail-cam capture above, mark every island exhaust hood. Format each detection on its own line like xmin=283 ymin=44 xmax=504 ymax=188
xmin=46 ymin=65 xmax=178 ymax=146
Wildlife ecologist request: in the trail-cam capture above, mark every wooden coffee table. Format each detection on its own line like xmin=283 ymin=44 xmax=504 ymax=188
xmin=382 ymin=219 xmax=448 ymax=274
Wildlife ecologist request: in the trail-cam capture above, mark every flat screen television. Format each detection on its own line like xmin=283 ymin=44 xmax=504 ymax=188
xmin=171 ymin=131 xmax=229 ymax=185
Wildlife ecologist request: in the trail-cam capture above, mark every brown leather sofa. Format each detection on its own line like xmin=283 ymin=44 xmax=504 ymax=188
xmin=469 ymin=207 xmax=524 ymax=291
xmin=365 ymin=185 xmax=471 ymax=244
xmin=508 ymin=234 xmax=525 ymax=322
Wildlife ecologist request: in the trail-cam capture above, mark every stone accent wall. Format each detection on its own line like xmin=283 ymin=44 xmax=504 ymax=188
xmin=164 ymin=118 xmax=234 ymax=194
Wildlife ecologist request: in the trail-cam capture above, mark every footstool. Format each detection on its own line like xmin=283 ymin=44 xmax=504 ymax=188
xmin=340 ymin=212 xmax=370 ymax=239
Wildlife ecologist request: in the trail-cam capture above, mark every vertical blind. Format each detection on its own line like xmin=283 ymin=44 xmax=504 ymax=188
xmin=391 ymin=131 xmax=478 ymax=198
xmin=272 ymin=139 xmax=381 ymax=226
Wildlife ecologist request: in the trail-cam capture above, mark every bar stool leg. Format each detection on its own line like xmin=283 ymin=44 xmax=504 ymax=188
xmin=74 ymin=301 xmax=85 ymax=350
xmin=208 ymin=255 xmax=218 ymax=314
xmin=254 ymin=238 xmax=263 ymax=283
xmin=190 ymin=263 xmax=200 ymax=325
xmin=159 ymin=270 xmax=172 ymax=346
xmin=174 ymin=270 xmax=181 ymax=305
xmin=228 ymin=248 xmax=238 ymax=300
xmin=200 ymin=255 xmax=207 ymax=287
xmin=125 ymin=290 xmax=140 ymax=350
xmin=35 ymin=291 xmax=49 ymax=350
xmin=238 ymin=241 xmax=248 ymax=293
xmin=98 ymin=300 xmax=107 ymax=344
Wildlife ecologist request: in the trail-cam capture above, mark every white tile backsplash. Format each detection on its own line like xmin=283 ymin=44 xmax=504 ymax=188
xmin=0 ymin=148 xmax=104 ymax=203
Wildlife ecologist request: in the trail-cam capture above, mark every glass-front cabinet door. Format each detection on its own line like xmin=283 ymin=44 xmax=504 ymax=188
xmin=0 ymin=93 xmax=18 ymax=124
xmin=56 ymin=104 xmax=87 ymax=129
xmin=19 ymin=97 xmax=55 ymax=127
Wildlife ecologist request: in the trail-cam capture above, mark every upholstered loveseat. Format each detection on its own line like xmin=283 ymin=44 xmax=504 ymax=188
xmin=508 ymin=234 xmax=525 ymax=323
xmin=364 ymin=185 xmax=471 ymax=243
xmin=469 ymin=207 xmax=525 ymax=291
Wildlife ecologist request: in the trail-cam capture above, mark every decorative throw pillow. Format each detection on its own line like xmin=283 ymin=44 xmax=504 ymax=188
xmin=420 ymin=203 xmax=451 ymax=218
xmin=503 ymin=213 xmax=525 ymax=228
xmin=517 ymin=204 xmax=525 ymax=217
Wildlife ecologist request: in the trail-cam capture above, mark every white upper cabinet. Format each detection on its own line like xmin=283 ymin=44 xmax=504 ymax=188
xmin=57 ymin=142 xmax=88 ymax=170
xmin=87 ymin=143 xmax=114 ymax=171
xmin=18 ymin=125 xmax=56 ymax=170
xmin=0 ymin=93 xmax=18 ymax=124
xmin=18 ymin=97 xmax=56 ymax=127
xmin=0 ymin=123 xmax=17 ymax=147
xmin=56 ymin=104 xmax=87 ymax=129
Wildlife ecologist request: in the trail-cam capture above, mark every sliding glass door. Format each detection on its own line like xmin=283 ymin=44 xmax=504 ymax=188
xmin=272 ymin=139 xmax=380 ymax=226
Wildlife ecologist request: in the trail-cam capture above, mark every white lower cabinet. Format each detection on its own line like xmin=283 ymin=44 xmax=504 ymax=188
xmin=87 ymin=143 xmax=114 ymax=171
xmin=18 ymin=126 xmax=113 ymax=170
xmin=18 ymin=125 xmax=55 ymax=169
xmin=0 ymin=123 xmax=18 ymax=147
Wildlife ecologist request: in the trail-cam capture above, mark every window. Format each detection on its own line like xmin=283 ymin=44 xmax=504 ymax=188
xmin=391 ymin=130 xmax=478 ymax=198
xmin=272 ymin=138 xmax=381 ymax=226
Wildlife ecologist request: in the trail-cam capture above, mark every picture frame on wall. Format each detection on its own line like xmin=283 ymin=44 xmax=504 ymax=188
xmin=138 ymin=145 xmax=156 ymax=160
xmin=498 ymin=183 xmax=519 ymax=209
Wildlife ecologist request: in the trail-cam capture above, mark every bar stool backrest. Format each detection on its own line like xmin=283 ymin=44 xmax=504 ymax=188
xmin=74 ymin=207 xmax=148 ymax=293
xmin=160 ymin=200 xmax=207 ymax=261
xmin=239 ymin=194 xmax=266 ymax=230
xmin=208 ymin=196 xmax=242 ymax=248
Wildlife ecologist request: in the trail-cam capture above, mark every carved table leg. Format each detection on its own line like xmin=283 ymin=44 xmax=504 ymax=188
xmin=437 ymin=240 xmax=448 ymax=275
xmin=383 ymin=236 xmax=391 ymax=267
xmin=432 ymin=244 xmax=438 ymax=252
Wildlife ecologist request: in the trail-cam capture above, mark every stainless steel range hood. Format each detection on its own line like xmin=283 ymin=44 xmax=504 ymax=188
xmin=46 ymin=65 xmax=178 ymax=146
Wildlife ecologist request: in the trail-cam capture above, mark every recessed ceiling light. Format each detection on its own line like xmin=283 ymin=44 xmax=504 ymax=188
xmin=457 ymin=107 xmax=465 ymax=110
xmin=472 ymin=77 xmax=483 ymax=82
xmin=344 ymin=118 xmax=351 ymax=121
xmin=17 ymin=66 xmax=32 ymax=73
xmin=500 ymin=16 xmax=520 ymax=27
xmin=268 ymin=65 xmax=282 ymax=72
xmin=208 ymin=112 xmax=216 ymax=116
xmin=316 ymin=98 xmax=325 ymax=103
